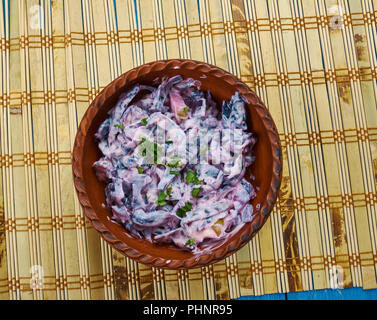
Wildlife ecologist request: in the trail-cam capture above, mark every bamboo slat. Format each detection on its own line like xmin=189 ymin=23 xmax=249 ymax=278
xmin=0 ymin=0 xmax=376 ymax=299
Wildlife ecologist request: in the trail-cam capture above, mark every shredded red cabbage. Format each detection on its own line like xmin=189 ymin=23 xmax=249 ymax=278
xmin=93 ymin=75 xmax=257 ymax=252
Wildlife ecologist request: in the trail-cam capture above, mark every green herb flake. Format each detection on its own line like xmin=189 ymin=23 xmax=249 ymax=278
xmin=183 ymin=106 xmax=189 ymax=113
xmin=169 ymin=170 xmax=180 ymax=175
xmin=165 ymin=140 xmax=173 ymax=144
xmin=136 ymin=166 xmax=143 ymax=174
xmin=157 ymin=190 xmax=166 ymax=201
xmin=176 ymin=209 xmax=186 ymax=218
xmin=156 ymin=190 xmax=167 ymax=206
xmin=153 ymin=143 xmax=161 ymax=163
xmin=138 ymin=138 xmax=163 ymax=163
xmin=166 ymin=185 xmax=172 ymax=198
xmin=194 ymin=178 xmax=204 ymax=186
xmin=184 ymin=202 xmax=192 ymax=211
xmin=176 ymin=202 xmax=192 ymax=218
xmin=167 ymin=160 xmax=180 ymax=169
xmin=186 ymin=170 xmax=203 ymax=185
xmin=185 ymin=171 xmax=196 ymax=183
xmin=114 ymin=124 xmax=125 ymax=130
xmin=185 ymin=238 xmax=195 ymax=246
xmin=192 ymin=187 xmax=201 ymax=198
xmin=141 ymin=118 xmax=148 ymax=126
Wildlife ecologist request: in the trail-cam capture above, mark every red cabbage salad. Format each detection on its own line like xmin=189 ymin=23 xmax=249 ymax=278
xmin=93 ymin=75 xmax=257 ymax=252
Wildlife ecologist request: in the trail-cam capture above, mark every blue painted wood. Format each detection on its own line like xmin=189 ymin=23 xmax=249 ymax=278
xmin=237 ymin=293 xmax=286 ymax=300
xmin=287 ymin=288 xmax=377 ymax=300
xmin=236 ymin=288 xmax=377 ymax=300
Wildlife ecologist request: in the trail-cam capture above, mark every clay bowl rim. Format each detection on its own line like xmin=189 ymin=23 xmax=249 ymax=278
xmin=72 ymin=59 xmax=282 ymax=270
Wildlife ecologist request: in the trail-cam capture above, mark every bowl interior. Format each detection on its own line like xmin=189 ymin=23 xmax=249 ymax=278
xmin=80 ymin=66 xmax=273 ymax=262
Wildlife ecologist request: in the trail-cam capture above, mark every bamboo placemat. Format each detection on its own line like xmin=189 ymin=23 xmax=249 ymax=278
xmin=1 ymin=0 xmax=377 ymax=300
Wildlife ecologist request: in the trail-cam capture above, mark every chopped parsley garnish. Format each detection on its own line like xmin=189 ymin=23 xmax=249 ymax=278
xmin=165 ymin=140 xmax=173 ymax=144
xmin=153 ymin=143 xmax=160 ymax=161
xmin=169 ymin=170 xmax=180 ymax=175
xmin=140 ymin=118 xmax=148 ymax=126
xmin=114 ymin=124 xmax=125 ymax=130
xmin=185 ymin=171 xmax=196 ymax=183
xmin=138 ymin=138 xmax=163 ymax=163
xmin=183 ymin=106 xmax=189 ymax=113
xmin=167 ymin=160 xmax=181 ymax=169
xmin=176 ymin=202 xmax=192 ymax=218
xmin=185 ymin=170 xmax=203 ymax=185
xmin=176 ymin=209 xmax=186 ymax=218
xmin=192 ymin=187 xmax=201 ymax=198
xmin=185 ymin=238 xmax=195 ymax=246
xmin=136 ymin=166 xmax=143 ymax=174
xmin=156 ymin=190 xmax=167 ymax=206
xmin=166 ymin=185 xmax=172 ymax=198
xmin=184 ymin=202 xmax=192 ymax=211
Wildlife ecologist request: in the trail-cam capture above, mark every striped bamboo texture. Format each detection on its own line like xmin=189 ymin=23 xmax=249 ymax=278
xmin=0 ymin=0 xmax=377 ymax=300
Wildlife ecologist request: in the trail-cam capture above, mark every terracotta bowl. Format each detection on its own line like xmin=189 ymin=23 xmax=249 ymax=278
xmin=72 ymin=59 xmax=282 ymax=269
